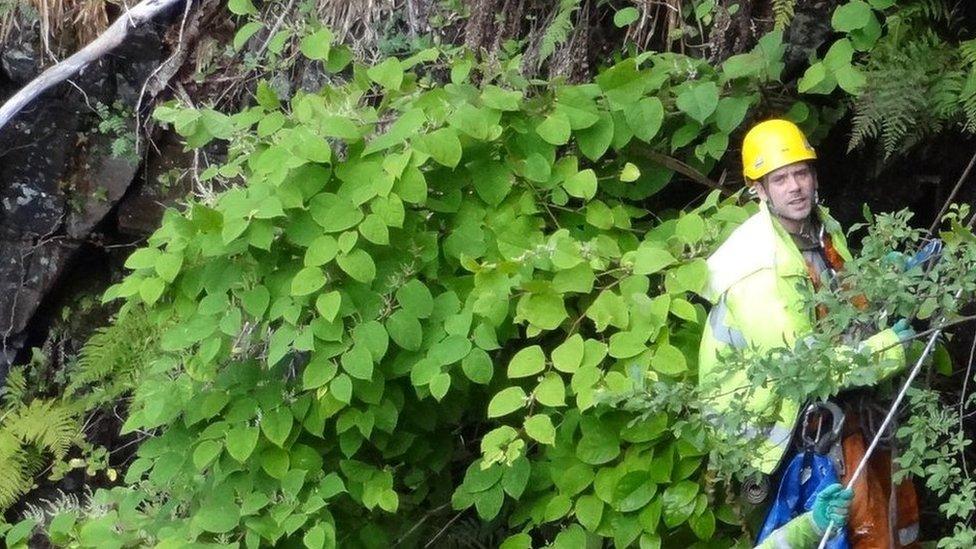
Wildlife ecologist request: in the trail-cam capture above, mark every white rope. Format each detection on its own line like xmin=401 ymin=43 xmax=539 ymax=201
xmin=815 ymin=293 xmax=955 ymax=549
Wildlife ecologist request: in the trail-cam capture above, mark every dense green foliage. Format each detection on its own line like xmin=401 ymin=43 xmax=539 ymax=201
xmin=3 ymin=1 xmax=976 ymax=547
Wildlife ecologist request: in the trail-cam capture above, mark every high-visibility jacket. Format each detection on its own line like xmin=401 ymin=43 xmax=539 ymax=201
xmin=698 ymin=202 xmax=906 ymax=474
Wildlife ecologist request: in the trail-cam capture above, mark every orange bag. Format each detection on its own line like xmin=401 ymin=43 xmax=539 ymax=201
xmin=840 ymin=419 xmax=920 ymax=548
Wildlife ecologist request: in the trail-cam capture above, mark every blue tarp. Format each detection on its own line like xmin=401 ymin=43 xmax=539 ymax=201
xmin=756 ymin=451 xmax=850 ymax=548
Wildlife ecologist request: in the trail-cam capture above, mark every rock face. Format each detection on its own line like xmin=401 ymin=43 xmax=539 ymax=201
xmin=0 ymin=24 xmax=167 ymax=376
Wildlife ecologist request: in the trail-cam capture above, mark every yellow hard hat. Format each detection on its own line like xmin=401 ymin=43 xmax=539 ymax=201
xmin=741 ymin=119 xmax=816 ymax=182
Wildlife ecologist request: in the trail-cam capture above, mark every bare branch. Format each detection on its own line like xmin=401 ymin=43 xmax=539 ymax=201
xmin=0 ymin=0 xmax=185 ymax=131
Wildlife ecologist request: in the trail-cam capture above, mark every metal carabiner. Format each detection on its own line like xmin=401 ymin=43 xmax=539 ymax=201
xmin=800 ymin=400 xmax=846 ymax=455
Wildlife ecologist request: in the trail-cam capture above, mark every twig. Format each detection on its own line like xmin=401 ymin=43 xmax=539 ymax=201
xmin=929 ymin=148 xmax=976 ymax=235
xmin=629 ymin=148 xmax=731 ymax=195
xmin=255 ymin=0 xmax=297 ymax=58
xmin=0 ymin=0 xmax=184 ymax=131
xmin=959 ymin=324 xmax=976 ymax=479
xmin=393 ymin=502 xmax=450 ymax=546
xmin=423 ymin=510 xmax=465 ymax=548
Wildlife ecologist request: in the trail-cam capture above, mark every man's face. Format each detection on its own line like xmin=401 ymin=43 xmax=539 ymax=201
xmin=754 ymin=161 xmax=817 ymax=222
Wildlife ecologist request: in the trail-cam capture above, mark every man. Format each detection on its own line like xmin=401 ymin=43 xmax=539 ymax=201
xmin=698 ymin=119 xmax=919 ymax=547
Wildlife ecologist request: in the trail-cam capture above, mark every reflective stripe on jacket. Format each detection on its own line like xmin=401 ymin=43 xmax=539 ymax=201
xmin=698 ymin=202 xmax=906 ymax=474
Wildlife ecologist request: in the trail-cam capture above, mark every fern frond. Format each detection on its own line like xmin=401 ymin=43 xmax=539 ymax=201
xmin=772 ymin=0 xmax=797 ymax=30
xmin=67 ymin=306 xmax=157 ymax=402
xmin=0 ymin=431 xmax=32 ymax=510
xmin=2 ymin=367 xmax=29 ymax=408
xmin=4 ymin=400 xmax=78 ymax=459
xmin=537 ymin=0 xmax=580 ymax=69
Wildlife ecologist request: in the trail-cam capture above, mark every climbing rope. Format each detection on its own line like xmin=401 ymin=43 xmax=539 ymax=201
xmin=815 ymin=198 xmax=976 ymax=549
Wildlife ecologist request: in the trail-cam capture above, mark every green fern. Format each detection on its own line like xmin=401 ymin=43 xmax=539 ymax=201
xmin=0 ymin=396 xmax=79 ymax=510
xmin=537 ymin=0 xmax=580 ymax=69
xmin=772 ymin=0 xmax=797 ymax=30
xmin=66 ymin=306 xmax=157 ymax=404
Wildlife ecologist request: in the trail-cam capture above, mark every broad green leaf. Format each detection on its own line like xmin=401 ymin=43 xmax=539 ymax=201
xmin=608 ymin=331 xmax=647 ymax=359
xmin=225 ymin=424 xmax=259 ymax=462
xmin=651 ymin=344 xmax=688 ymax=375
xmin=517 ymin=292 xmax=566 ymax=330
xmin=193 ymin=494 xmax=240 ymax=533
xmin=675 ymin=82 xmax=719 ymax=124
xmin=416 ymin=128 xmax=462 ymax=168
xmin=367 ymin=57 xmax=404 ymax=90
xmin=536 ymin=112 xmax=571 ymax=145
xmin=386 ymin=310 xmax=422 ymax=351
xmin=291 ymin=266 xmax=327 ymax=296
xmin=632 ymin=244 xmax=676 ymax=275
xmin=300 ymin=28 xmax=333 ymax=60
xmin=315 ymin=290 xmax=342 ymax=322
xmin=624 ymin=97 xmax=664 ymax=142
xmin=261 ymin=407 xmax=293 ymax=447
xmin=524 ymin=414 xmax=555 ymax=444
xmin=430 ymin=372 xmax=451 ymax=401
xmin=336 ymin=249 xmax=376 ymax=283
xmin=575 ymin=494 xmax=604 ymax=531
xmin=798 ymin=62 xmax=827 ymax=93
xmin=613 ymin=6 xmax=639 ymax=27
xmin=310 ymin=193 xmax=363 ymax=233
xmin=429 ymin=335 xmax=472 ymax=366
xmin=481 ymin=85 xmax=522 ymax=111
xmin=577 ymin=113 xmax=614 ymax=161
xmin=487 ymin=387 xmax=527 ymax=418
xmin=139 ymin=276 xmax=165 ymax=305
xmin=396 ymin=280 xmax=434 ymax=318
xmin=614 ymin=471 xmax=657 ymax=512
xmin=508 ymin=345 xmax=545 ymax=378
xmin=193 ymin=440 xmax=222 ymax=470
xmin=233 ymin=22 xmax=262 ymax=51
xmin=155 ymin=252 xmax=183 ymax=282
xmin=563 ymin=169 xmax=597 ymax=200
xmin=715 ymin=96 xmax=752 ymax=133
xmin=227 ymin=0 xmax=256 ymax=15
xmin=305 ymin=235 xmax=339 ymax=266
xmin=462 ymin=348 xmax=494 ymax=384
xmin=534 ymin=373 xmax=565 ymax=407
xmin=620 ymin=162 xmax=641 ymax=182
xmin=341 ymin=344 xmax=374 ymax=380
xmin=832 ymin=0 xmax=872 ymax=31
xmin=552 ymin=334 xmax=584 ymax=373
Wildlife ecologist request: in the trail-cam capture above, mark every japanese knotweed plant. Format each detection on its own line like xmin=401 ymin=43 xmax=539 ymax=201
xmin=4 ymin=25 xmax=841 ymax=549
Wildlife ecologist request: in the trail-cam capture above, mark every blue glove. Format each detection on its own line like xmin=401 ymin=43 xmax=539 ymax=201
xmin=892 ymin=318 xmax=916 ymax=348
xmin=811 ymin=483 xmax=854 ymax=531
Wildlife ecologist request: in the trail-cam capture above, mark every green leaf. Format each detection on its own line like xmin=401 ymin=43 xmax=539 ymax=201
xmin=193 ymin=495 xmax=240 ymax=533
xmin=534 ymin=373 xmax=565 ymax=407
xmin=315 ymin=290 xmax=342 ymax=322
xmin=396 ymin=280 xmax=434 ymax=318
xmin=620 ymin=162 xmax=640 ymax=182
xmin=487 ymin=387 xmax=527 ymax=418
xmin=522 ymin=153 xmax=551 ymax=183
xmin=241 ymin=286 xmax=271 ymax=318
xmin=261 ymin=407 xmax=293 ymax=447
xmin=577 ymin=113 xmax=614 ymax=161
xmin=552 ymin=334 xmax=584 ymax=373
xmin=524 ymin=414 xmax=556 ymax=445
xmin=536 ymin=112 xmax=571 ymax=145
xmin=632 ymin=244 xmax=676 ymax=275
xmin=359 ymin=213 xmax=390 ymax=245
xmin=832 ymin=0 xmax=872 ymax=32
xmin=429 ymin=335 xmax=472 ymax=366
xmin=613 ymin=6 xmax=639 ymax=27
xmin=624 ymin=97 xmax=664 ymax=142
xmin=417 ymin=128 xmax=462 ymax=168
xmin=300 ymin=28 xmax=333 ymax=60
xmin=563 ymin=169 xmax=597 ymax=200
xmin=798 ymin=62 xmax=828 ymax=94
xmin=518 ymin=292 xmax=566 ymax=330
xmin=715 ymin=96 xmax=751 ymax=133
xmin=481 ymin=85 xmax=523 ymax=111
xmin=430 ymin=372 xmax=451 ymax=401
xmin=576 ymin=422 xmax=620 ymax=465
xmin=341 ymin=344 xmax=374 ymax=380
xmin=155 ymin=252 xmax=183 ymax=282
xmin=651 ymin=344 xmax=687 ymax=375
xmin=462 ymin=348 xmax=494 ymax=384
xmin=336 ymin=249 xmax=376 ymax=283
xmin=575 ymin=495 xmax=604 ymax=531
xmin=675 ymin=213 xmax=705 ymax=244
xmin=608 ymin=331 xmax=647 ymax=359
xmin=367 ymin=57 xmax=404 ymax=90
xmin=310 ymin=193 xmax=363 ymax=233
xmin=614 ymin=471 xmax=657 ymax=512
xmin=227 ymin=0 xmax=256 ymax=15
xmin=291 ymin=266 xmax=327 ymax=296
xmin=193 ymin=440 xmax=223 ymax=470
xmin=835 ymin=64 xmax=867 ymax=94
xmin=508 ymin=345 xmax=545 ymax=378
xmin=501 ymin=457 xmax=531 ymax=498
xmin=676 ymin=82 xmax=719 ymax=124
xmin=233 ymin=21 xmax=262 ymax=50
xmin=225 ymin=424 xmax=259 ymax=462
xmin=140 ymin=276 xmax=165 ymax=305
xmin=387 ymin=310 xmax=422 ymax=351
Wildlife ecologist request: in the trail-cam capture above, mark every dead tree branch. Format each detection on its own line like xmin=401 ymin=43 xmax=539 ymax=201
xmin=0 ymin=0 xmax=185 ymax=131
